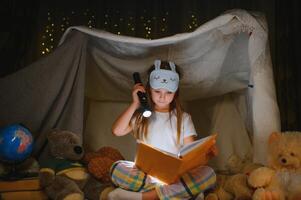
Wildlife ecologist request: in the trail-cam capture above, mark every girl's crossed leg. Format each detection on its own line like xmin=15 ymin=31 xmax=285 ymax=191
xmin=109 ymin=160 xmax=216 ymax=200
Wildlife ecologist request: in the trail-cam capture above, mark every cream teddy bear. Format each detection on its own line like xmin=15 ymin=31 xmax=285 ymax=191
xmin=248 ymin=132 xmax=301 ymax=200
xmin=205 ymin=153 xmax=262 ymax=200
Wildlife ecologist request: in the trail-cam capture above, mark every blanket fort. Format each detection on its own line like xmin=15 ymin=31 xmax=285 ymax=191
xmin=0 ymin=9 xmax=280 ymax=168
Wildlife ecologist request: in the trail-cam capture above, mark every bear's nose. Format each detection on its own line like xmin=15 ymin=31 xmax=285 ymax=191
xmin=74 ymin=146 xmax=83 ymax=154
xmin=281 ymin=158 xmax=287 ymax=164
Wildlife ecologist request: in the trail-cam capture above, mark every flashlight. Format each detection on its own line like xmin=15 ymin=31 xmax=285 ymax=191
xmin=133 ymin=72 xmax=152 ymax=118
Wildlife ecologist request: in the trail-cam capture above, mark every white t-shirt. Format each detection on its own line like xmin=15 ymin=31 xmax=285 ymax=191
xmin=133 ymin=111 xmax=197 ymax=154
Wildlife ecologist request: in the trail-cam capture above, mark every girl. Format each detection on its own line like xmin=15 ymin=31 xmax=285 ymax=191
xmin=109 ymin=60 xmax=217 ymax=200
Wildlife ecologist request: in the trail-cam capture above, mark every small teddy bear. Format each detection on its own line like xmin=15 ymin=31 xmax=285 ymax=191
xmin=205 ymin=153 xmax=262 ymax=200
xmin=83 ymin=146 xmax=124 ymax=183
xmin=39 ymin=129 xmax=89 ymax=200
xmin=248 ymin=132 xmax=301 ymax=200
xmin=225 ymin=153 xmax=263 ymax=176
xmin=205 ymin=173 xmax=253 ymax=200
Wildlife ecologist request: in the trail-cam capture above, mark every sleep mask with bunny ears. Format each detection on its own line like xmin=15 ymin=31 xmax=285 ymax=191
xmin=149 ymin=60 xmax=179 ymax=92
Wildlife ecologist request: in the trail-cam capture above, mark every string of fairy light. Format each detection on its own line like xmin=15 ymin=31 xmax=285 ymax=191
xmin=40 ymin=9 xmax=199 ymax=56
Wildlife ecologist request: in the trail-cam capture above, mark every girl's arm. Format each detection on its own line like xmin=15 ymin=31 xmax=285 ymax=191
xmin=111 ymin=83 xmax=145 ymax=136
xmin=111 ymin=102 xmax=138 ymax=136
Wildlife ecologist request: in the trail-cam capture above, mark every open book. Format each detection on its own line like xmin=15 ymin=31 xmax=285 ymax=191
xmin=135 ymin=134 xmax=217 ymax=184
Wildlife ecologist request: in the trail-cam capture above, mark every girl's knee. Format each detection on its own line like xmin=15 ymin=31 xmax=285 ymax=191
xmin=110 ymin=160 xmax=136 ymax=176
xmin=184 ymin=166 xmax=217 ymax=191
xmin=190 ymin=165 xmax=216 ymax=178
xmin=110 ymin=160 xmax=148 ymax=191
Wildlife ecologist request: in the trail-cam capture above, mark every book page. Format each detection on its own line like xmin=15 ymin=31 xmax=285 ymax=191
xmin=179 ymin=135 xmax=215 ymax=157
xmin=134 ymin=135 xmax=216 ymax=184
xmin=136 ymin=140 xmax=178 ymax=158
xmin=178 ymin=134 xmax=217 ymax=175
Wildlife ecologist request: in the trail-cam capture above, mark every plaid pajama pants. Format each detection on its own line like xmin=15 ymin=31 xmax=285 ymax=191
xmin=110 ymin=160 xmax=216 ymax=200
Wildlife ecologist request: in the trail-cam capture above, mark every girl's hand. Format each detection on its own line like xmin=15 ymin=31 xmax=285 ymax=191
xmin=205 ymin=144 xmax=218 ymax=162
xmin=208 ymin=144 xmax=218 ymax=157
xmin=132 ymin=83 xmax=146 ymax=108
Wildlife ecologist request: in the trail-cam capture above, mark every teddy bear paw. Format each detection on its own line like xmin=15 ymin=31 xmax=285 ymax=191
xmin=253 ymin=188 xmax=266 ymax=200
xmin=204 ymin=193 xmax=218 ymax=200
xmin=248 ymin=167 xmax=274 ymax=188
xmin=63 ymin=193 xmax=84 ymax=200
xmin=100 ymin=186 xmax=115 ymax=200
xmin=253 ymin=188 xmax=281 ymax=200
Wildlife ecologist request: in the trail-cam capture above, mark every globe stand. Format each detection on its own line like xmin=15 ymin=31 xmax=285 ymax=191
xmin=0 ymin=161 xmax=38 ymax=181
xmin=0 ymin=123 xmax=36 ymax=181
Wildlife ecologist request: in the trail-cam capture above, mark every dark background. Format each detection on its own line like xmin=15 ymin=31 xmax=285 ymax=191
xmin=1 ymin=0 xmax=300 ymax=131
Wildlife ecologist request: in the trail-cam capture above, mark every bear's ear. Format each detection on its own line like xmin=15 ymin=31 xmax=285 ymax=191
xmin=269 ymin=132 xmax=281 ymax=143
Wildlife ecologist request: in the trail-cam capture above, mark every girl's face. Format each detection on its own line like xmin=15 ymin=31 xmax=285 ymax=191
xmin=150 ymin=88 xmax=175 ymax=111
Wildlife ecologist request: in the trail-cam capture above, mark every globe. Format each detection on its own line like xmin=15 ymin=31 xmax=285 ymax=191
xmin=0 ymin=124 xmax=34 ymax=164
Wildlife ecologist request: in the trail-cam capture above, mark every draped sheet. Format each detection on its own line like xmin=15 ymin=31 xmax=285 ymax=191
xmin=0 ymin=9 xmax=280 ymax=167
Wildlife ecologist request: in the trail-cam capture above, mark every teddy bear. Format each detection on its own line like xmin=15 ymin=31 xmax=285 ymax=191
xmin=82 ymin=146 xmax=125 ymax=200
xmin=39 ymin=129 xmax=125 ymax=200
xmin=39 ymin=129 xmax=90 ymax=200
xmin=248 ymin=132 xmax=301 ymax=200
xmin=205 ymin=153 xmax=262 ymax=200
xmin=83 ymin=146 xmax=125 ymax=183
xmin=225 ymin=153 xmax=263 ymax=176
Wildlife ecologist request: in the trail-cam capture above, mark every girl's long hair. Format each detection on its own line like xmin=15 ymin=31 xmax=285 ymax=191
xmin=132 ymin=61 xmax=183 ymax=144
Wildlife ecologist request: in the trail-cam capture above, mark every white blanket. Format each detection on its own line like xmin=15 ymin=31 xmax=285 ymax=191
xmin=0 ymin=9 xmax=280 ymax=167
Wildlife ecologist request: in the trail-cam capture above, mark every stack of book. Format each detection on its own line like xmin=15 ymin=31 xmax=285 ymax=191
xmin=0 ymin=177 xmax=47 ymax=200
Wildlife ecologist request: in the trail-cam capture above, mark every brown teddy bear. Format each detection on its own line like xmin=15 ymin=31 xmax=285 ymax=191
xmin=39 ymin=130 xmax=123 ymax=200
xmin=248 ymin=132 xmax=301 ymax=200
xmin=205 ymin=154 xmax=262 ymax=200
xmin=39 ymin=130 xmax=114 ymax=200
xmin=83 ymin=146 xmax=124 ymax=183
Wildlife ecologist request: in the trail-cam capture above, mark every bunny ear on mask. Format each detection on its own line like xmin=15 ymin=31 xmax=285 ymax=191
xmin=149 ymin=60 xmax=179 ymax=92
xmin=169 ymin=61 xmax=176 ymax=72
xmin=154 ymin=59 xmax=161 ymax=70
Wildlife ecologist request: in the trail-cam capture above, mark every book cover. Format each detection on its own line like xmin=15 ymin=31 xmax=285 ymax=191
xmin=0 ymin=177 xmax=41 ymax=192
xmin=0 ymin=190 xmax=48 ymax=200
xmin=134 ymin=134 xmax=217 ymax=184
xmin=0 ymin=177 xmax=47 ymax=200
